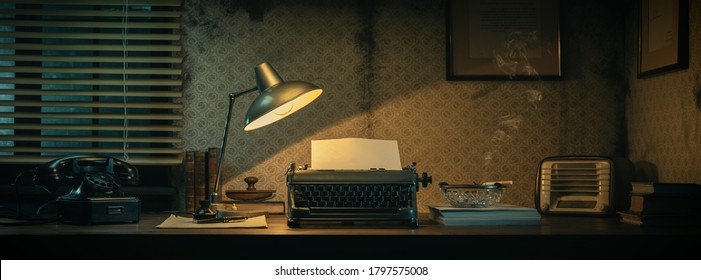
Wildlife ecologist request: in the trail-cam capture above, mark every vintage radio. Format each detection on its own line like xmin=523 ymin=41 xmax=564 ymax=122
xmin=535 ymin=155 xmax=633 ymax=216
xmin=286 ymin=162 xmax=431 ymax=228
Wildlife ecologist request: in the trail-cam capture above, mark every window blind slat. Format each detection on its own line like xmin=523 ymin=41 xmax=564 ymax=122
xmin=2 ymin=100 xmax=182 ymax=109
xmin=0 ymin=135 xmax=182 ymax=143
xmin=1 ymin=8 xmax=181 ymax=18
xmin=0 ymin=155 xmax=184 ymax=165
xmin=2 ymin=89 xmax=182 ymax=98
xmin=3 ymin=55 xmax=183 ymax=64
xmin=3 ymin=31 xmax=181 ymax=41
xmin=2 ymin=66 xmax=182 ymax=75
xmin=1 ymin=123 xmax=183 ymax=132
xmin=0 ymin=78 xmax=182 ymax=86
xmin=1 ymin=43 xmax=181 ymax=52
xmin=1 ymin=147 xmax=182 ymax=154
xmin=0 ymin=0 xmax=182 ymax=6
xmin=1 ymin=112 xmax=183 ymax=121
xmin=1 ymin=19 xmax=180 ymax=29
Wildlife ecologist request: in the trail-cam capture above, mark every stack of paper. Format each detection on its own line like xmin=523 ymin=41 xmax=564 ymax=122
xmin=155 ymin=214 xmax=268 ymax=229
xmin=428 ymin=203 xmax=541 ymax=226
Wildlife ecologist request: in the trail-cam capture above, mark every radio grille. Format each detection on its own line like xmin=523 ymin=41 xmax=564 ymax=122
xmin=537 ymin=158 xmax=613 ymax=215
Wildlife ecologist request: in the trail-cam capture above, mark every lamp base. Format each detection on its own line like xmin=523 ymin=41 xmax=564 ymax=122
xmin=192 ymin=200 xmax=217 ymax=220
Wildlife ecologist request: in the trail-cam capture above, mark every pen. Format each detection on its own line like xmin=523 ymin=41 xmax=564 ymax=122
xmin=194 ymin=216 xmax=248 ymax=224
xmin=481 ymin=180 xmax=513 ymax=186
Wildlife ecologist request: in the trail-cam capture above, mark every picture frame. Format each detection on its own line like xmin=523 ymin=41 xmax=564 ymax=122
xmin=446 ymin=0 xmax=561 ymax=81
xmin=637 ymin=0 xmax=689 ymax=78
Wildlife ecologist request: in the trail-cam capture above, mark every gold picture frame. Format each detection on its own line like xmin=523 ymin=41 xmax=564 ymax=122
xmin=446 ymin=0 xmax=561 ymax=81
xmin=638 ymin=0 xmax=689 ymax=78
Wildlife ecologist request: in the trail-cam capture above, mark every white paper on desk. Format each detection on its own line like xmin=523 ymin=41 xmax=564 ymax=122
xmin=155 ymin=214 xmax=267 ymax=229
xmin=311 ymin=138 xmax=402 ymax=170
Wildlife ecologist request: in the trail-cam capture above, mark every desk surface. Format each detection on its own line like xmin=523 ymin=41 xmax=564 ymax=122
xmin=2 ymin=212 xmax=700 ymax=260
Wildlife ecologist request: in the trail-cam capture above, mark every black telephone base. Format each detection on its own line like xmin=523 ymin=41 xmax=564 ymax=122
xmin=57 ymin=196 xmax=140 ymax=224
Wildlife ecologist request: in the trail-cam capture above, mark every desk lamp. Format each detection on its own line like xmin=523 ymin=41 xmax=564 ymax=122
xmin=208 ymin=61 xmax=324 ymax=205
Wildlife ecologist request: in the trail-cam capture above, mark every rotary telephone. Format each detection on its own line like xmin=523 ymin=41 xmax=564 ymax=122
xmin=33 ymin=155 xmax=141 ymax=224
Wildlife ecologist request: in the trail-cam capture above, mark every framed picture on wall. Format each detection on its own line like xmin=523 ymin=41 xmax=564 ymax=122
xmin=637 ymin=0 xmax=689 ymax=78
xmin=446 ymin=0 xmax=562 ymax=81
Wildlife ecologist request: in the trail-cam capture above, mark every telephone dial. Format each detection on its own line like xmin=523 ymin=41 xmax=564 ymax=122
xmin=34 ymin=155 xmax=141 ymax=224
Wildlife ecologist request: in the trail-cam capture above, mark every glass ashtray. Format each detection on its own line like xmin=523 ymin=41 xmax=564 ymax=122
xmin=439 ymin=182 xmax=507 ymax=208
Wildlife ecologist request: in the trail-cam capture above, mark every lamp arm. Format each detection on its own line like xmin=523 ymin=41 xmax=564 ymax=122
xmin=210 ymin=86 xmax=258 ymax=203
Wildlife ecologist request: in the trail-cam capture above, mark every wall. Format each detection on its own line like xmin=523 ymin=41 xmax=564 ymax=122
xmin=626 ymin=0 xmax=701 ymax=184
xmin=179 ymin=0 xmax=628 ymax=211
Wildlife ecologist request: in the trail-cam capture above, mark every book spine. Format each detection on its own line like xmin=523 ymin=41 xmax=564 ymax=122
xmin=631 ymin=182 xmax=701 ymax=195
xmin=618 ymin=210 xmax=700 ymax=227
xmin=617 ymin=211 xmax=643 ymax=226
xmin=628 ymin=194 xmax=701 ymax=215
xmin=184 ymin=151 xmax=195 ymax=213
xmin=207 ymin=147 xmax=219 ymax=200
xmin=194 ymin=151 xmax=207 ymax=205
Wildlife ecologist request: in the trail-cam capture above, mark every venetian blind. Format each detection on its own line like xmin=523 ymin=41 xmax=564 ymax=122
xmin=0 ymin=0 xmax=183 ymax=165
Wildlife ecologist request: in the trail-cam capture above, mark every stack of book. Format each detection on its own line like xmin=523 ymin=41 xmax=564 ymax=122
xmin=617 ymin=182 xmax=701 ymax=226
xmin=184 ymin=148 xmax=219 ymax=213
xmin=428 ymin=203 xmax=541 ymax=226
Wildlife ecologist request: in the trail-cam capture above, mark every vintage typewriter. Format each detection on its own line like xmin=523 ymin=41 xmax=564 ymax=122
xmin=286 ymin=162 xmax=431 ymax=228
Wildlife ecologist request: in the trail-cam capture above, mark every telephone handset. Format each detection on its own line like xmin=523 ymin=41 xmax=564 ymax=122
xmin=34 ymin=155 xmax=139 ymax=195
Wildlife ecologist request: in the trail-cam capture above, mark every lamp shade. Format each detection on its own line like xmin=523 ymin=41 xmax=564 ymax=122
xmin=244 ymin=62 xmax=324 ymax=131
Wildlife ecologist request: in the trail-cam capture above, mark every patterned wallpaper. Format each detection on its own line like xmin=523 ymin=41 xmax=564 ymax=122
xmin=626 ymin=0 xmax=701 ymax=183
xmin=179 ymin=0 xmax=629 ymax=212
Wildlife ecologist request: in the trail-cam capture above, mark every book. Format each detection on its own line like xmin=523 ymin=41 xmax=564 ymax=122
xmin=184 ymin=151 xmax=195 ymax=213
xmin=206 ymin=147 xmax=220 ymax=198
xmin=194 ymin=151 xmax=207 ymax=206
xmin=617 ymin=210 xmax=701 ymax=227
xmin=428 ymin=203 xmax=541 ymax=226
xmin=230 ymin=201 xmax=285 ymax=215
xmin=630 ymin=182 xmax=701 ymax=196
xmin=628 ymin=193 xmax=701 ymax=215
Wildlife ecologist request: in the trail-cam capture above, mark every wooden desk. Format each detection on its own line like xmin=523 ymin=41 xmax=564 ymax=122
xmin=2 ymin=212 xmax=700 ymax=260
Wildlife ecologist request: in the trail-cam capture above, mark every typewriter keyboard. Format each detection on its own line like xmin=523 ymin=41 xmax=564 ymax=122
xmin=292 ymin=184 xmax=413 ymax=209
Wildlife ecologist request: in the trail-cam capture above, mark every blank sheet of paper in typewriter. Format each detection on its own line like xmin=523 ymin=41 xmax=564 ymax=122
xmin=311 ymin=138 xmax=402 ymax=170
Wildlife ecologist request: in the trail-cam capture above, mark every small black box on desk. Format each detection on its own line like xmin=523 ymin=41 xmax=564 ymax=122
xmin=57 ymin=196 xmax=140 ymax=224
